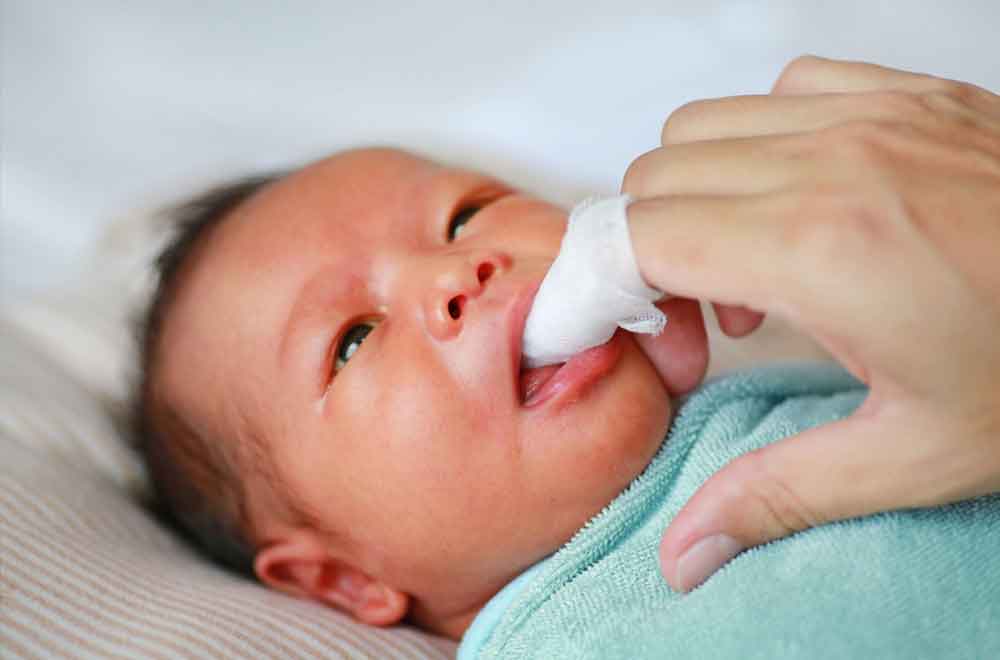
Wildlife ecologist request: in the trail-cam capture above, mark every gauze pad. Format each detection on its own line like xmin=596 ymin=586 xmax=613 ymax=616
xmin=521 ymin=194 xmax=666 ymax=368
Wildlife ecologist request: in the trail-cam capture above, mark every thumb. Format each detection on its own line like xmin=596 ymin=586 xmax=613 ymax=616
xmin=658 ymin=399 xmax=955 ymax=592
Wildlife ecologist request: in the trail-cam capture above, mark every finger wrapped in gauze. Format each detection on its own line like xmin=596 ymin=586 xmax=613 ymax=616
xmin=521 ymin=194 xmax=666 ymax=369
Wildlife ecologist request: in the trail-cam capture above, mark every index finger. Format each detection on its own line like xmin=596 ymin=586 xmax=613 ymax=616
xmin=627 ymin=193 xmax=795 ymax=314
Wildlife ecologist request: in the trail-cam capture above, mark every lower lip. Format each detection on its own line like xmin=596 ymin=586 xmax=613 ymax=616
xmin=520 ymin=331 xmax=625 ymax=409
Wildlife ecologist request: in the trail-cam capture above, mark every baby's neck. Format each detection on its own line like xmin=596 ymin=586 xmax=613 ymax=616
xmin=404 ymin=567 xmax=529 ymax=640
xmin=407 ymin=600 xmax=482 ymax=640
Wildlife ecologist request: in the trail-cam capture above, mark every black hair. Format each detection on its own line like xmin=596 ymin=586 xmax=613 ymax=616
xmin=133 ymin=172 xmax=288 ymax=576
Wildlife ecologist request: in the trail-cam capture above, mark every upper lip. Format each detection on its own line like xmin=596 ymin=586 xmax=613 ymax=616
xmin=508 ymin=280 xmax=542 ymax=397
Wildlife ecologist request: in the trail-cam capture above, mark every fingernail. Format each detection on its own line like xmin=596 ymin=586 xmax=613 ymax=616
xmin=675 ymin=534 xmax=743 ymax=592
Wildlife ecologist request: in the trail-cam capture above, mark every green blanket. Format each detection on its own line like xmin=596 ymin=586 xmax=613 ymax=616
xmin=463 ymin=364 xmax=1000 ymax=659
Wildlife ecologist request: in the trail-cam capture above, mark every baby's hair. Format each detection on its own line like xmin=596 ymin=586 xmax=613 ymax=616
xmin=133 ymin=171 xmax=288 ymax=576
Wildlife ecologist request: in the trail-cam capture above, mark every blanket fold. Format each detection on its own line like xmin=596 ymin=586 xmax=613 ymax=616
xmin=465 ymin=364 xmax=1000 ymax=659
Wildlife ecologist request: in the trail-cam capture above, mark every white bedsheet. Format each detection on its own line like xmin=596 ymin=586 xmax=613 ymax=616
xmin=3 ymin=0 xmax=999 ymax=298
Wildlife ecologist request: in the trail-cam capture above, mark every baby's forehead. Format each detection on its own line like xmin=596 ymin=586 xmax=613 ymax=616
xmin=253 ymin=148 xmax=442 ymax=208
xmin=223 ymin=149 xmax=511 ymax=271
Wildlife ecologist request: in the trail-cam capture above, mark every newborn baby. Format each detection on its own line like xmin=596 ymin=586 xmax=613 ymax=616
xmin=138 ymin=147 xmax=709 ymax=637
xmin=137 ymin=147 xmax=1000 ymax=657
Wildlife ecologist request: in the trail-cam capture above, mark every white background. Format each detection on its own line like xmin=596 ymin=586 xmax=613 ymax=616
xmin=4 ymin=1 xmax=999 ymax=299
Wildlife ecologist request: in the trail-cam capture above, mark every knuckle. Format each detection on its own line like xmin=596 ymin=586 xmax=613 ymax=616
xmin=916 ymin=91 xmax=985 ymax=132
xmin=736 ymin=448 xmax=825 ymax=536
xmin=661 ymin=99 xmax=708 ymax=145
xmin=820 ymin=120 xmax=895 ymax=168
xmin=919 ymin=90 xmax=962 ymax=115
xmin=870 ymin=90 xmax=928 ymax=121
xmin=937 ymin=79 xmax=983 ymax=106
xmin=621 ymin=150 xmax=653 ymax=197
xmin=776 ymin=192 xmax=839 ymax=256
xmin=773 ymin=54 xmax=824 ymax=94
xmin=919 ymin=76 xmax=999 ymax=112
xmin=777 ymin=186 xmax=892 ymax=268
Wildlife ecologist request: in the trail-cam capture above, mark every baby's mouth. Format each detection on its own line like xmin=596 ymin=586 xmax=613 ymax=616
xmin=517 ymin=331 xmax=626 ymax=408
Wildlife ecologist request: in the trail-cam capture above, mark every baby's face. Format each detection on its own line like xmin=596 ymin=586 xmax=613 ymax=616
xmin=159 ymin=148 xmax=708 ymax=625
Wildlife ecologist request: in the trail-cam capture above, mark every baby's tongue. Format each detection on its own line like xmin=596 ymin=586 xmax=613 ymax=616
xmin=519 ymin=363 xmax=563 ymax=404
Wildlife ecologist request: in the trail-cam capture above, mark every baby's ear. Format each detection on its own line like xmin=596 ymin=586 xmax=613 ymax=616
xmin=254 ymin=530 xmax=410 ymax=626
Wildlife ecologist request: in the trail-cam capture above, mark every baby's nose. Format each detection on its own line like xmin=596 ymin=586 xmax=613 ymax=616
xmin=425 ymin=252 xmax=508 ymax=341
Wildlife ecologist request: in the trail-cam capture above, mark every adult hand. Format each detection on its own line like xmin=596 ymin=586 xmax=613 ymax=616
xmin=621 ymin=56 xmax=1000 ymax=592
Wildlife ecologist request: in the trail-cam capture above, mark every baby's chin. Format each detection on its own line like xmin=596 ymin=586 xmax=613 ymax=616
xmin=569 ymin=338 xmax=673 ymax=493
xmin=591 ymin=336 xmax=677 ymax=484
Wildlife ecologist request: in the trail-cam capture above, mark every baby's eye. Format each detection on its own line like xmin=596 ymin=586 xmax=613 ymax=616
xmin=334 ymin=322 xmax=375 ymax=372
xmin=447 ymin=205 xmax=482 ymax=241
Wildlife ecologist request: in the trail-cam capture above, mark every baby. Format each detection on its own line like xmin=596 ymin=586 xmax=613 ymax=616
xmin=136 ymin=147 xmax=708 ymax=637
xmin=137 ymin=147 xmax=1000 ymax=658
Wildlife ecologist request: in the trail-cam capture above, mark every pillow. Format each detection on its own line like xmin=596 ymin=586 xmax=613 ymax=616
xmin=0 ymin=438 xmax=456 ymax=658
xmin=0 ymin=319 xmax=145 ymax=494
xmin=0 ymin=205 xmax=457 ymax=658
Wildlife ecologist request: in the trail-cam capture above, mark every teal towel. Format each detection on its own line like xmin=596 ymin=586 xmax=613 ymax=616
xmin=465 ymin=364 xmax=1000 ymax=659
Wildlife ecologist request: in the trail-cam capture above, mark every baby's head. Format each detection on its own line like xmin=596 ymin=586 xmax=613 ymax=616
xmin=136 ymin=148 xmax=709 ymax=638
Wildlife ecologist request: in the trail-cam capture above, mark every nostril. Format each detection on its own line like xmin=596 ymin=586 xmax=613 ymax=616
xmin=448 ymin=295 xmax=465 ymax=320
xmin=477 ymin=262 xmax=495 ymax=284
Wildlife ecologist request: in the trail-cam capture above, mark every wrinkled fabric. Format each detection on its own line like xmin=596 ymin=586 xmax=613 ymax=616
xmin=462 ymin=363 xmax=1000 ymax=659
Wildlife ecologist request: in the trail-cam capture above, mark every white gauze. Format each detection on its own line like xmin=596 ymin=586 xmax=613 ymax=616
xmin=521 ymin=194 xmax=666 ymax=368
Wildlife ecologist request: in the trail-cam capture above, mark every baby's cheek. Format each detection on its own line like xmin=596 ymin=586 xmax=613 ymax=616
xmin=609 ymin=382 xmax=669 ymax=469
xmin=583 ymin=348 xmax=672 ymax=478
